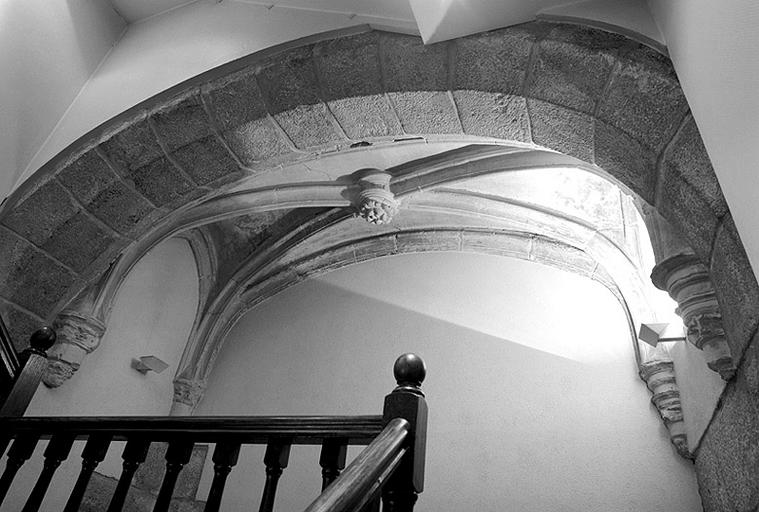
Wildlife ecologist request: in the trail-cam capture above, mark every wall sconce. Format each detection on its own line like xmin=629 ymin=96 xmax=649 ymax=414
xmin=131 ymin=355 xmax=169 ymax=374
xmin=638 ymin=322 xmax=685 ymax=347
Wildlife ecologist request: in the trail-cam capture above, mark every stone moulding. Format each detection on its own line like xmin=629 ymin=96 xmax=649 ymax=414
xmin=43 ymin=310 xmax=106 ymax=387
xmin=639 ymin=357 xmax=691 ymax=459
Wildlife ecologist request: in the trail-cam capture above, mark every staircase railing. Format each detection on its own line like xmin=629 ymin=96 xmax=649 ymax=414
xmin=0 ymin=340 xmax=427 ymax=512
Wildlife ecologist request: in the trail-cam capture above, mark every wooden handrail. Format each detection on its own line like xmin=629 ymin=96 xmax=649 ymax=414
xmin=302 ymin=418 xmax=409 ymax=512
xmin=0 ymin=415 xmax=383 ymax=444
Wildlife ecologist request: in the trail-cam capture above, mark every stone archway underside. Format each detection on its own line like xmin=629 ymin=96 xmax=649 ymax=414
xmin=1 ymin=21 xmax=758 ymax=511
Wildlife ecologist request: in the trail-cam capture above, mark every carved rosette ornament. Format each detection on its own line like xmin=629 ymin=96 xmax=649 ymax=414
xmin=639 ymin=357 xmax=690 ymax=458
xmin=43 ymin=310 xmax=106 ymax=387
xmin=170 ymin=378 xmax=207 ymax=415
xmin=651 ymin=254 xmax=736 ymax=380
xmin=355 ymin=171 xmax=399 ymax=225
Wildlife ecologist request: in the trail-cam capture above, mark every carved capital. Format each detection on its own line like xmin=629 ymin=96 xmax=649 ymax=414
xmin=355 ymin=170 xmax=399 ymax=225
xmin=651 ymin=255 xmax=736 ymax=380
xmin=172 ymin=378 xmax=207 ymax=412
xmin=42 ymin=310 xmax=106 ymax=388
xmin=638 ymin=359 xmax=691 ymax=459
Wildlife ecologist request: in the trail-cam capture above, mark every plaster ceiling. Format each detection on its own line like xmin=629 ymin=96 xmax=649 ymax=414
xmin=108 ymin=0 xmax=415 ymax=24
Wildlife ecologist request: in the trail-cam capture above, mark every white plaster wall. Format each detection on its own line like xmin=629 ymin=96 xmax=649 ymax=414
xmin=648 ymin=0 xmax=759 ymax=274
xmin=196 ymin=252 xmax=701 ymax=512
xmin=0 ymin=0 xmax=124 ymax=196
xmin=25 ymin=237 xmax=198 ymax=417
xmin=19 ymin=1 xmax=416 ymax=185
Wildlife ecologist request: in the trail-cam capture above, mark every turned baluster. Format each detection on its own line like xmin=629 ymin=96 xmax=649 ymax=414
xmin=21 ymin=434 xmax=76 ymax=512
xmin=319 ymin=439 xmax=347 ymax=491
xmin=381 ymin=353 xmax=428 ymax=512
xmin=107 ymin=438 xmax=151 ymax=512
xmin=258 ymin=441 xmax=291 ymax=512
xmin=0 ymin=327 xmax=56 ymax=417
xmin=203 ymin=441 xmax=241 ymax=512
xmin=0 ymin=434 xmax=39 ymax=505
xmin=153 ymin=440 xmax=195 ymax=512
xmin=63 ymin=434 xmax=112 ymax=512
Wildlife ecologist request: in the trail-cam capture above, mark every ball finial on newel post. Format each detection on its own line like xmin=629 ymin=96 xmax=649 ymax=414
xmin=393 ymin=353 xmax=426 ymax=396
xmin=29 ymin=326 xmax=56 ymax=355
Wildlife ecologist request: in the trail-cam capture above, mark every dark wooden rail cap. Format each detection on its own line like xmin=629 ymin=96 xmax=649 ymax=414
xmin=393 ymin=354 xmax=425 ymax=394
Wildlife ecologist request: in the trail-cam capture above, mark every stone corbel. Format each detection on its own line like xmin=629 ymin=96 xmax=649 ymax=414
xmin=642 ymin=207 xmax=736 ymax=380
xmin=638 ymin=354 xmax=690 ymax=458
xmin=43 ymin=310 xmax=106 ymax=387
xmin=170 ymin=378 xmax=207 ymax=416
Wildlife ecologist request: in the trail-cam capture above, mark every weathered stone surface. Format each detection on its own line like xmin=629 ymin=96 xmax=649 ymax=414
xmin=3 ymin=172 xmax=122 ymax=272
xmin=657 ymin=167 xmax=719 ymax=262
xmin=389 ymin=91 xmax=461 ymax=134
xmin=453 ymin=92 xmax=530 ymax=142
xmin=152 ymin=96 xmax=239 ymax=184
xmin=527 ymin=99 xmax=594 ymax=162
xmin=314 ymin=33 xmax=402 ymax=139
xmin=58 ymin=151 xmax=156 ymax=236
xmin=100 ymin=120 xmax=164 ymax=172
xmin=130 ymin=157 xmax=196 ymax=207
xmin=710 ymin=217 xmax=759 ymax=362
xmin=81 ymin=471 xmax=206 ymax=512
xmin=461 ymin=231 xmax=531 ymax=259
xmin=152 ymin=95 xmax=211 ymax=150
xmin=0 ymin=228 xmax=80 ymax=317
xmin=380 ymin=34 xmax=459 ymax=134
xmin=696 ymin=334 xmax=759 ymax=512
xmin=2 ymin=179 xmax=80 ymax=247
xmin=527 ymin=24 xmax=623 ymax=114
xmin=171 ymin=136 xmax=239 ymax=186
xmin=257 ymin=47 xmax=339 ymax=148
xmin=598 ymin=45 xmax=688 ymax=152
xmin=38 ymin=210 xmax=120 ymax=273
xmin=0 ymin=300 xmax=42 ymax=351
xmin=594 ymin=120 xmax=656 ymax=203
xmin=663 ymin=116 xmax=728 ymax=217
xmin=453 ymin=28 xmax=535 ymax=93
xmin=353 ymin=235 xmax=398 ymax=262
xmin=395 ymin=231 xmax=459 ymax=252
xmin=381 ymin=33 xmax=448 ymax=92
xmin=203 ymin=72 xmax=291 ymax=165
xmin=531 ymin=237 xmax=596 ymax=277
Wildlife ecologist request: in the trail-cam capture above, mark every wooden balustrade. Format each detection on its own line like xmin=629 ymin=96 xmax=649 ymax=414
xmin=0 ymin=353 xmax=428 ymax=512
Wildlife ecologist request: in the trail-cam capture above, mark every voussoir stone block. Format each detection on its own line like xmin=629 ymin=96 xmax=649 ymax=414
xmin=395 ymin=231 xmax=460 ymax=253
xmin=203 ymin=71 xmax=292 ymax=165
xmin=594 ymin=120 xmax=656 ymax=203
xmin=527 ymin=24 xmax=624 ymax=114
xmin=657 ymin=167 xmax=719 ymax=262
xmin=353 ymin=235 xmax=398 ymax=263
xmin=151 ymin=95 xmax=238 ymax=185
xmin=380 ymin=34 xmax=460 ymax=134
xmin=0 ymin=179 xmax=120 ymax=273
xmin=58 ymin=150 xmax=156 ymax=236
xmin=531 ymin=237 xmax=596 ymax=277
xmin=453 ymin=28 xmax=535 ymax=94
xmin=101 ymin=120 xmax=199 ymax=207
xmin=314 ymin=32 xmax=402 ymax=139
xmin=256 ymin=46 xmax=341 ymax=148
xmin=598 ymin=44 xmax=688 ymax=153
xmin=527 ymin=99 xmax=594 ymax=162
xmin=663 ymin=116 xmax=728 ymax=217
xmin=710 ymin=217 xmax=759 ymax=362
xmin=0 ymin=228 xmax=80 ymax=317
xmin=461 ymin=231 xmax=531 ymax=259
xmin=453 ymin=91 xmax=531 ymax=142
xmin=696 ymin=334 xmax=759 ymax=512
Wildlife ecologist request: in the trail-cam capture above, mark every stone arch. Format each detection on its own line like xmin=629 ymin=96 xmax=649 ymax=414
xmin=0 ymin=21 xmax=754 ymax=373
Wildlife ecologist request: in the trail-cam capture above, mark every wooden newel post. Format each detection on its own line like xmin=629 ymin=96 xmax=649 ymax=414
xmin=0 ymin=327 xmax=56 ymax=417
xmin=381 ymin=354 xmax=427 ymax=512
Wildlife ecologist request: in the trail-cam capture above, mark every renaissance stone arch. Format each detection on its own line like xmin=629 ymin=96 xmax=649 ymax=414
xmin=1 ymin=21 xmax=758 ymax=511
